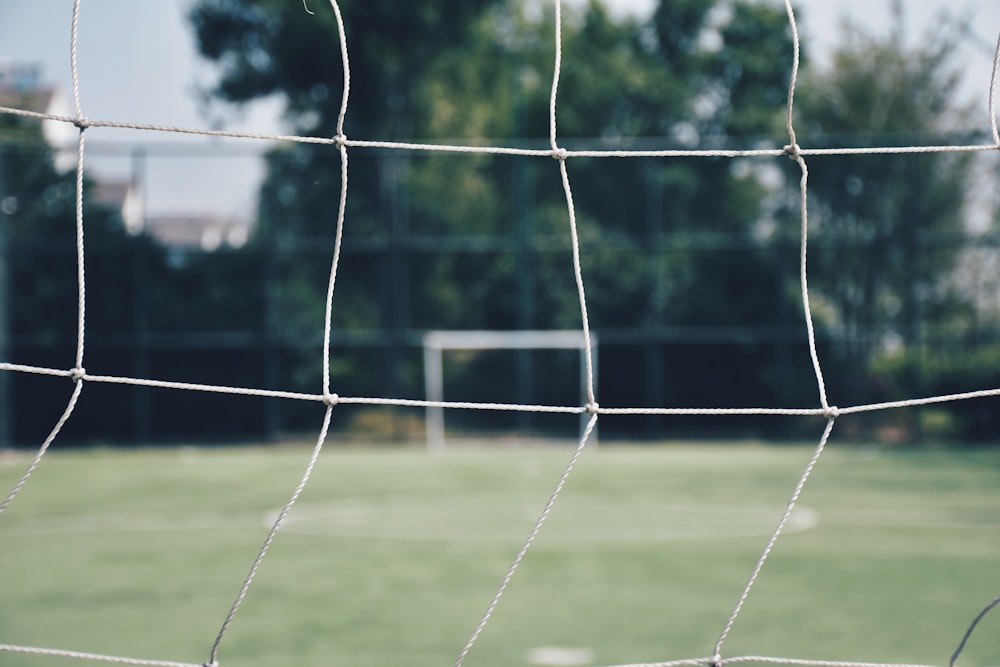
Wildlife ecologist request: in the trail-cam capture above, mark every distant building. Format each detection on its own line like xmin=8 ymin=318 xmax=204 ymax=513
xmin=144 ymin=213 xmax=250 ymax=252
xmin=90 ymin=179 xmax=145 ymax=234
xmin=0 ymin=60 xmax=73 ymax=153
xmin=91 ymin=181 xmax=250 ymax=251
xmin=2 ymin=60 xmax=253 ymax=254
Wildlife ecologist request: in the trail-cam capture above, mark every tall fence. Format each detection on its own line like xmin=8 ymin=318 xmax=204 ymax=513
xmin=3 ymin=142 xmax=1000 ymax=446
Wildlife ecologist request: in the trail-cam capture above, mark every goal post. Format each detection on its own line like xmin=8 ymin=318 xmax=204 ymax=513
xmin=422 ymin=330 xmax=598 ymax=452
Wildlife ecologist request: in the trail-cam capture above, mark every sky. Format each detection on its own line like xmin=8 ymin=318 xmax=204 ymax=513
xmin=1 ymin=0 xmax=999 ymax=223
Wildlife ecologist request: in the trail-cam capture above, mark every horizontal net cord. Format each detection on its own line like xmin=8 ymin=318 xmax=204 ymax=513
xmin=3 ymin=106 xmax=999 ymax=158
xmin=0 ymin=647 xmax=947 ymax=667
xmin=557 ymin=143 xmax=1000 ymax=157
xmin=722 ymin=658 xmax=942 ymax=667
xmin=340 ymin=395 xmax=590 ymax=413
xmin=0 ymin=644 xmax=198 ymax=667
xmin=603 ymin=660 xmax=716 ymax=667
xmin=599 ymin=659 xmax=942 ymax=667
xmin=2 ymin=362 xmax=998 ymax=416
xmin=604 ymin=387 xmax=1000 ymax=415
xmin=835 ymin=388 xmax=1000 ymax=413
xmin=0 ymin=363 xmax=324 ymax=403
xmin=0 ymin=362 xmax=79 ymax=379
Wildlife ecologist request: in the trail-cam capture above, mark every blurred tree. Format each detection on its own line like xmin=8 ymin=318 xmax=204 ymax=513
xmin=0 ymin=110 xmax=170 ymax=444
xmin=796 ymin=5 xmax=978 ymax=406
xmin=189 ymin=0 xmax=817 ymax=436
xmin=191 ymin=0 xmax=510 ymax=408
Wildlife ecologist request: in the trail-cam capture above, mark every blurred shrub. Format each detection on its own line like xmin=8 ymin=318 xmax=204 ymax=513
xmin=873 ymin=344 xmax=1000 ymax=443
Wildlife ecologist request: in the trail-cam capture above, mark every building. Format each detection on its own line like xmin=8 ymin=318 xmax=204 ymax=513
xmin=2 ymin=60 xmax=253 ymax=254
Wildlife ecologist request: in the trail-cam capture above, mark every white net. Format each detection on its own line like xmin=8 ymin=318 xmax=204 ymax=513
xmin=0 ymin=1 xmax=998 ymax=666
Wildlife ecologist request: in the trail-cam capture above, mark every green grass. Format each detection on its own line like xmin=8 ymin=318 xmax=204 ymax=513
xmin=0 ymin=443 xmax=998 ymax=667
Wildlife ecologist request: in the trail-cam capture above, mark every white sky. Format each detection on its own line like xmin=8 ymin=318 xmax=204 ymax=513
xmin=1 ymin=0 xmax=999 ymax=221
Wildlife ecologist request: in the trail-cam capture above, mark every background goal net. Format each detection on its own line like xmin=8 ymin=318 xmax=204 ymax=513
xmin=422 ymin=330 xmax=598 ymax=451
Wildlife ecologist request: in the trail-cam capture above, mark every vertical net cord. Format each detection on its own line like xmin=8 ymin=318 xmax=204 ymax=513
xmin=779 ymin=0 xmax=831 ymax=414
xmin=70 ymin=0 xmax=87 ymax=375
xmin=0 ymin=381 xmax=83 ymax=514
xmin=454 ymin=4 xmax=598 ymax=665
xmin=549 ymin=0 xmax=596 ymax=408
xmin=948 ymin=594 xmax=1000 ymax=667
xmin=559 ymin=158 xmax=596 ymax=408
xmin=205 ymin=3 xmax=351 ymax=665
xmin=204 ymin=407 xmax=333 ymax=667
xmin=989 ymin=32 xmax=1000 ymax=147
xmin=548 ymin=0 xmax=562 ymax=155
xmin=0 ymin=0 xmax=88 ymax=515
xmin=453 ymin=413 xmax=598 ymax=667
xmin=712 ymin=3 xmax=837 ymax=660
xmin=711 ymin=418 xmax=835 ymax=662
xmin=322 ymin=0 xmax=350 ymax=402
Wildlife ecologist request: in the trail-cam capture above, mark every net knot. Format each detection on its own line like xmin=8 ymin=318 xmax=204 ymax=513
xmin=73 ymin=116 xmax=91 ymax=129
xmin=783 ymin=143 xmax=801 ymax=160
xmin=823 ymin=405 xmax=840 ymax=419
xmin=334 ymin=133 xmax=348 ymax=147
xmin=323 ymin=392 xmax=340 ymax=407
xmin=551 ymin=147 xmax=568 ymax=161
xmin=709 ymin=654 xmax=723 ymax=667
xmin=69 ymin=367 xmax=86 ymax=382
xmin=203 ymin=661 xmax=219 ymax=667
xmin=585 ymin=402 xmax=600 ymax=415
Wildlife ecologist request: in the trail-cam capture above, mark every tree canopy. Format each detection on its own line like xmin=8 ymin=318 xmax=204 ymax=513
xmin=188 ymin=0 xmax=813 ymax=433
xmin=796 ymin=8 xmax=980 ymax=406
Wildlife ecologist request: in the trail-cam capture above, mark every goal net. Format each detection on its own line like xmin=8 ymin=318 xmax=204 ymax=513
xmin=1 ymin=1 xmax=999 ymax=667
xmin=423 ymin=330 xmax=598 ymax=451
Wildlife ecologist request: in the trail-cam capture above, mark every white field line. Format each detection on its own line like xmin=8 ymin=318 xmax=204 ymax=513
xmin=3 ymin=501 xmax=995 ymax=541
xmin=268 ymin=498 xmax=821 ymax=542
xmin=0 ymin=511 xmax=266 ymax=536
xmin=0 ymin=501 xmax=818 ymax=541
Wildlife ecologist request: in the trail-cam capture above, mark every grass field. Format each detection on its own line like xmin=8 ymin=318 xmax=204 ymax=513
xmin=1 ymin=442 xmax=998 ymax=667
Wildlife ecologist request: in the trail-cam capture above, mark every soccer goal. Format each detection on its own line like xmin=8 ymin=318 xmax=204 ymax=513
xmin=422 ymin=330 xmax=599 ymax=452
xmin=1 ymin=1 xmax=999 ymax=667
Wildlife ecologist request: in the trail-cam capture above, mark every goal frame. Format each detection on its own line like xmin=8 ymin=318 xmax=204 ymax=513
xmin=422 ymin=330 xmax=598 ymax=452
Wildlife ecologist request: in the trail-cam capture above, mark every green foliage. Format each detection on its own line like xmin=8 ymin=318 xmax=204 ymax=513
xmin=711 ymin=2 xmax=798 ymax=137
xmin=191 ymin=0 xmax=505 ymax=138
xmin=0 ymin=116 xmax=158 ymax=335
xmin=796 ymin=11 xmax=977 ymax=404
xmin=0 ymin=114 xmax=284 ymax=444
xmin=874 ymin=342 xmax=1000 ymax=441
xmin=187 ymin=0 xmax=809 ymax=430
xmin=167 ymin=0 xmax=997 ymax=441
